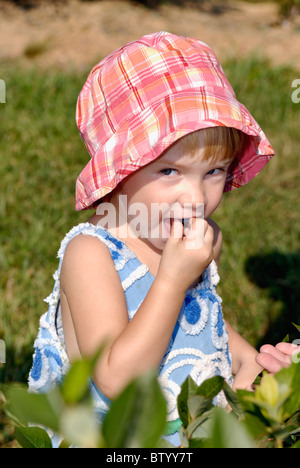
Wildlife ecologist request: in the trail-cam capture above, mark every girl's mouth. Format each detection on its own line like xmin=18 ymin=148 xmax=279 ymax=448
xmin=181 ymin=218 xmax=190 ymax=228
xmin=163 ymin=217 xmax=190 ymax=236
xmin=168 ymin=218 xmax=190 ymax=228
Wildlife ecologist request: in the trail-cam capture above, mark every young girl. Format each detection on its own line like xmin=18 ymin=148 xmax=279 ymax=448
xmin=28 ymin=31 xmax=295 ymax=446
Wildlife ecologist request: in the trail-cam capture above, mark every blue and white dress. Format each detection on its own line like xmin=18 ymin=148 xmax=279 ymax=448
xmin=28 ymin=222 xmax=233 ymax=446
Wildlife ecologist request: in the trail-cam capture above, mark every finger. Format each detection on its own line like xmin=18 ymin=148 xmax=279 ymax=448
xmin=186 ymin=218 xmax=213 ymax=239
xmin=255 ymin=352 xmax=289 ymax=374
xmin=184 ymin=218 xmax=205 ymax=249
xmin=276 ymin=342 xmax=300 ymax=356
xmin=260 ymin=344 xmax=292 ymax=365
xmin=203 ymin=222 xmax=214 ymax=243
xmin=170 ymin=218 xmax=183 ymax=241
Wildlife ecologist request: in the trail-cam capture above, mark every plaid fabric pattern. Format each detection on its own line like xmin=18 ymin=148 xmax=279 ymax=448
xmin=75 ymin=31 xmax=275 ymax=211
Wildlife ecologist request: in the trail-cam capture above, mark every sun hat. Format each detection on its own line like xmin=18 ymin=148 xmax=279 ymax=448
xmin=75 ymin=31 xmax=275 ymax=211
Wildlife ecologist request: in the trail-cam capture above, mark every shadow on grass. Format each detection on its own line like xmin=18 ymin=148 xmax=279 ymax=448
xmin=0 ymin=343 xmax=33 ymax=385
xmin=245 ymin=251 xmax=300 ymax=347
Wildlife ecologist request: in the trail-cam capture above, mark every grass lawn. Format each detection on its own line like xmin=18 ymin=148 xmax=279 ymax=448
xmin=0 ymin=55 xmax=300 ymax=445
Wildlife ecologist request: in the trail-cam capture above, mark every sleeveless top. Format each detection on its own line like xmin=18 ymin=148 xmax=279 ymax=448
xmin=28 ymin=222 xmax=233 ymax=447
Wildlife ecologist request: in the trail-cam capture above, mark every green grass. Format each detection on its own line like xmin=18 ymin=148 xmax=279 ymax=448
xmin=0 ymin=56 xmax=300 ymax=443
xmin=214 ymin=57 xmax=300 ymax=345
xmin=0 ymin=64 xmax=89 ymax=383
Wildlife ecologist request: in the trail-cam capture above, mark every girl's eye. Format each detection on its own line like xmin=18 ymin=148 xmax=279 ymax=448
xmin=207 ymin=168 xmax=223 ymax=176
xmin=160 ymin=168 xmax=178 ymax=176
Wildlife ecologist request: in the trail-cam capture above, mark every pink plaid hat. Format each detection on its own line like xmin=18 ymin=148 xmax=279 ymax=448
xmin=75 ymin=31 xmax=275 ymax=211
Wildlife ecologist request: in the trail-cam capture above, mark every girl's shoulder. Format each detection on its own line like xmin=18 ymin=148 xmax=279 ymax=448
xmin=60 ymin=223 xmax=121 ymax=286
xmin=59 ymin=222 xmax=128 ymax=259
xmin=59 ymin=221 xmax=109 ymax=251
xmin=60 ymin=224 xmax=126 ymax=308
xmin=63 ymin=229 xmax=114 ymax=265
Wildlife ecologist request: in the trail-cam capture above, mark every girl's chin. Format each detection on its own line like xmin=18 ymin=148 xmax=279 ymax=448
xmin=140 ymin=223 xmax=171 ymax=251
xmin=147 ymin=219 xmax=179 ymax=247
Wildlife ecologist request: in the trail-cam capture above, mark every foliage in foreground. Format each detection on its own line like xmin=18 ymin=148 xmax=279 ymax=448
xmin=1 ymin=348 xmax=300 ymax=448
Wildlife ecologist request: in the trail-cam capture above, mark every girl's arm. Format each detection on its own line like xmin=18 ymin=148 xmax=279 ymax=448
xmin=61 ymin=219 xmax=214 ymax=399
xmin=61 ymin=234 xmax=183 ymax=399
xmin=224 ymin=321 xmax=263 ymax=390
xmin=208 ymin=219 xmax=263 ymax=390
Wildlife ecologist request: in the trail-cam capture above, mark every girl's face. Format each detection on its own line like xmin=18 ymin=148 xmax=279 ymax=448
xmin=114 ymin=135 xmax=233 ymax=250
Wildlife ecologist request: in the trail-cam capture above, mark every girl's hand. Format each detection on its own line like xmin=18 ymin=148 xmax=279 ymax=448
xmin=157 ymin=218 xmax=214 ymax=292
xmin=255 ymin=342 xmax=300 ymax=374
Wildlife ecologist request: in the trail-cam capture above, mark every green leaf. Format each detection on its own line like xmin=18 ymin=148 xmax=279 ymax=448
xmin=187 ymin=394 xmax=212 ymax=420
xmin=178 ymin=425 xmax=189 ymax=448
xmin=275 ymin=362 xmax=300 ymax=419
xmin=103 ymin=370 xmax=167 ymax=448
xmin=256 ymin=373 xmax=279 ymax=407
xmin=292 ymin=323 xmax=300 ymax=333
xmin=58 ymin=439 xmax=71 ymax=448
xmin=196 ymin=375 xmax=224 ymax=399
xmin=186 ymin=409 xmax=214 ymax=440
xmin=210 ymin=407 xmax=254 ymax=448
xmin=61 ymin=359 xmax=93 ymax=405
xmin=291 ymin=440 xmax=300 ymax=448
xmin=2 ymin=383 xmax=61 ymax=432
xmin=177 ymin=376 xmax=198 ymax=428
xmin=61 ymin=347 xmax=104 ymax=405
xmin=188 ymin=437 xmax=213 ymax=448
xmin=236 ymin=388 xmax=260 ymax=414
xmin=177 ymin=376 xmax=224 ymax=431
xmin=242 ymin=413 xmax=268 ymax=440
xmin=223 ymin=381 xmax=244 ymax=417
xmin=60 ymin=404 xmax=101 ymax=448
xmin=15 ymin=426 xmax=53 ymax=448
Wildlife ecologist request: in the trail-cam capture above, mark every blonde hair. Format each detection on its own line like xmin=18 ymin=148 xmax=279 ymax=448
xmin=174 ymin=127 xmax=248 ymax=164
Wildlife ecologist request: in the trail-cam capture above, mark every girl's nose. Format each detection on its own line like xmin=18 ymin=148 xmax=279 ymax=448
xmin=179 ymin=180 xmax=206 ymax=207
